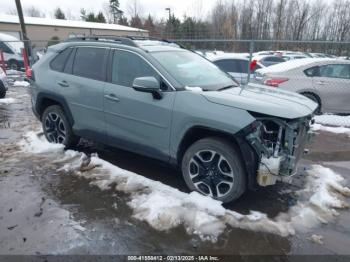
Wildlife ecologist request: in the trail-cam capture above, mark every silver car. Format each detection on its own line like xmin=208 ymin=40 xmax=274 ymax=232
xmin=255 ymin=58 xmax=350 ymax=114
xmin=210 ymin=54 xmax=265 ymax=85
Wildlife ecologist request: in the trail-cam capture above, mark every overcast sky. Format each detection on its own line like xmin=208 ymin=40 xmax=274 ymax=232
xmin=0 ymin=0 xmax=215 ymax=21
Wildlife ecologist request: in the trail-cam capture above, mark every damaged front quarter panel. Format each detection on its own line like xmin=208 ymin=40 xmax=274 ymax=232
xmin=245 ymin=114 xmax=313 ymax=187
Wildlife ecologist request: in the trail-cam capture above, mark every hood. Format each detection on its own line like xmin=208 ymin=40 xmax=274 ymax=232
xmin=201 ymin=83 xmax=317 ymax=119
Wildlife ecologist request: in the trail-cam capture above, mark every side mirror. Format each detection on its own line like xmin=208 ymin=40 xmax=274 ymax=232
xmin=132 ymin=76 xmax=162 ymax=99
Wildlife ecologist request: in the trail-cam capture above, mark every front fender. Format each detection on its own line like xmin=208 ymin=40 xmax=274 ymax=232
xmin=170 ymin=91 xmax=256 ymax=159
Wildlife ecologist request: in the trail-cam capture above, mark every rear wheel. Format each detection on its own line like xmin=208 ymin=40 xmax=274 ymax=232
xmin=42 ymin=105 xmax=79 ymax=147
xmin=302 ymin=92 xmax=321 ymax=115
xmin=181 ymin=137 xmax=246 ymax=203
xmin=8 ymin=60 xmax=20 ymax=71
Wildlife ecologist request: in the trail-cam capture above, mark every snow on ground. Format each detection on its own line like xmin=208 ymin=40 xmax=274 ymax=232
xmin=312 ymin=114 xmax=350 ymax=136
xmin=314 ymin=114 xmax=350 ymax=128
xmin=312 ymin=123 xmax=350 ymax=136
xmin=0 ymin=98 xmax=16 ymax=104
xmin=19 ymin=132 xmax=350 ymax=241
xmin=13 ymin=81 xmax=30 ymax=87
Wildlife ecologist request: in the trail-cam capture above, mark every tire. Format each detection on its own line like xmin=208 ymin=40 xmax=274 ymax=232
xmin=41 ymin=105 xmax=79 ymax=147
xmin=302 ymin=92 xmax=321 ymax=115
xmin=8 ymin=60 xmax=20 ymax=71
xmin=0 ymin=83 xmax=5 ymax=99
xmin=181 ymin=137 xmax=246 ymax=203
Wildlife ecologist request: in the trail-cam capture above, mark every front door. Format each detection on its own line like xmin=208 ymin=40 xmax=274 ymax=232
xmin=104 ymin=49 xmax=176 ymax=161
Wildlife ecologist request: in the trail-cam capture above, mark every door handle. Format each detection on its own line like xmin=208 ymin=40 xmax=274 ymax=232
xmin=315 ymin=81 xmax=326 ymax=85
xmin=104 ymin=94 xmax=120 ymax=102
xmin=57 ymin=80 xmax=69 ymax=87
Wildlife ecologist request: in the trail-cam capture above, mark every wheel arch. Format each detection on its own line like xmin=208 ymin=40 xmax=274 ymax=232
xmin=176 ymin=125 xmax=259 ymax=190
xmin=36 ymin=92 xmax=74 ymax=125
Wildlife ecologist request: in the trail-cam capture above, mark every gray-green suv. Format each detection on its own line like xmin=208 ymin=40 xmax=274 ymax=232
xmin=31 ymin=36 xmax=317 ymax=203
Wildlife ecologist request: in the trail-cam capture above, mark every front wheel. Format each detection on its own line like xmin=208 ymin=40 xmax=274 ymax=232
xmin=42 ymin=105 xmax=79 ymax=147
xmin=181 ymin=137 xmax=246 ymax=203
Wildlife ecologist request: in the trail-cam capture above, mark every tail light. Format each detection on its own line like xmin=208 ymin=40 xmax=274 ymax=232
xmin=264 ymin=77 xmax=289 ymax=87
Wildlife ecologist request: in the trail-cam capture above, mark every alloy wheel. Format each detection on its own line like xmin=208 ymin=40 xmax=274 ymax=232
xmin=188 ymin=150 xmax=234 ymax=198
xmin=44 ymin=112 xmax=67 ymax=144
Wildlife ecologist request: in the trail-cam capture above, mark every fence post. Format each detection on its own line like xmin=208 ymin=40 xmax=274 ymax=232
xmin=246 ymin=40 xmax=255 ymax=84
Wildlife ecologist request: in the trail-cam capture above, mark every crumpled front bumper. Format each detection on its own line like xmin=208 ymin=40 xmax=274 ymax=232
xmin=246 ymin=116 xmax=313 ymax=186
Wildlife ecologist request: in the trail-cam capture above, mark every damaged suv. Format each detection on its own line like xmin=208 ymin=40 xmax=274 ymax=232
xmin=30 ymin=36 xmax=317 ymax=203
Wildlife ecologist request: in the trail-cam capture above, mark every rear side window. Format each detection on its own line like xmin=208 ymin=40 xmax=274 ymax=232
xmin=265 ymin=56 xmax=284 ymax=62
xmin=304 ymin=66 xmax=319 ymax=77
xmin=73 ymin=47 xmax=107 ymax=81
xmin=319 ymin=64 xmax=350 ymax=79
xmin=214 ymin=59 xmax=248 ymax=73
xmin=111 ymin=50 xmax=158 ymax=87
xmin=50 ymin=48 xmax=72 ymax=72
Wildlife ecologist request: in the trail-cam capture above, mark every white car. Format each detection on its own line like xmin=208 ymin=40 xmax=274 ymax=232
xmin=0 ymin=66 xmax=9 ymax=98
xmin=0 ymin=32 xmax=24 ymax=70
xmin=255 ymin=58 xmax=350 ymax=114
xmin=210 ymin=54 xmax=265 ymax=84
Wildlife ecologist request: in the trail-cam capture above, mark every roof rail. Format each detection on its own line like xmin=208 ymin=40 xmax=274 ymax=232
xmin=65 ymin=35 xmax=184 ymax=49
xmin=65 ymin=35 xmax=138 ymax=47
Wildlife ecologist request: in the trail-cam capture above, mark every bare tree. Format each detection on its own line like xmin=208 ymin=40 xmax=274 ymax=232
xmin=127 ymin=0 xmax=143 ymax=19
xmin=25 ymin=6 xmax=45 ymax=17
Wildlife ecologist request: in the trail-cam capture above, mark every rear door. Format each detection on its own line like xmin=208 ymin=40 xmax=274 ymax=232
xmin=55 ymin=46 xmax=109 ymax=137
xmin=313 ymin=63 xmax=350 ymax=113
xmin=103 ymin=49 xmax=176 ymax=161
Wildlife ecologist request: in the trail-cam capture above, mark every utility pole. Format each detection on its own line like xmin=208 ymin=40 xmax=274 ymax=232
xmin=15 ymin=0 xmax=31 ymax=59
xmin=165 ymin=8 xmax=171 ymax=39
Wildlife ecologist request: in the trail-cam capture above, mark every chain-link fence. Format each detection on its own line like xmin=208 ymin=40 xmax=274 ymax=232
xmin=1 ymin=37 xmax=349 ymax=113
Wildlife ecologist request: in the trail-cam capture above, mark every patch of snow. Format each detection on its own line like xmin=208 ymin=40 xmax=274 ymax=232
xmin=312 ymin=123 xmax=350 ymax=136
xmin=185 ymin=86 xmax=203 ymax=92
xmin=19 ymin=132 xmax=350 ymax=241
xmin=314 ymin=114 xmax=350 ymax=128
xmin=19 ymin=131 xmax=64 ymax=154
xmin=310 ymin=234 xmax=324 ymax=245
xmin=13 ymin=81 xmax=30 ymax=87
xmin=0 ymin=98 xmax=16 ymax=104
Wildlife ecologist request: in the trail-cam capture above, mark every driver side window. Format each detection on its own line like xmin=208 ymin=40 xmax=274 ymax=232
xmin=111 ymin=50 xmax=159 ymax=87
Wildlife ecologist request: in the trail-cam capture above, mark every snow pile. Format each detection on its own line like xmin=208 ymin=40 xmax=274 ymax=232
xmin=185 ymin=86 xmax=203 ymax=92
xmin=19 ymin=132 xmax=350 ymax=241
xmin=0 ymin=98 xmax=16 ymax=104
xmin=314 ymin=114 xmax=350 ymax=128
xmin=18 ymin=131 xmax=64 ymax=154
xmin=312 ymin=123 xmax=350 ymax=136
xmin=13 ymin=81 xmax=30 ymax=87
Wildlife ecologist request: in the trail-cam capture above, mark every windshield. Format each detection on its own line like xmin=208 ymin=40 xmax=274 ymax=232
xmin=151 ymin=50 xmax=238 ymax=90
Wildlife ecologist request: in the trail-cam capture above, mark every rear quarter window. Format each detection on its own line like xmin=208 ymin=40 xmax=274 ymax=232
xmin=50 ymin=48 xmax=73 ymax=72
xmin=304 ymin=66 xmax=319 ymax=77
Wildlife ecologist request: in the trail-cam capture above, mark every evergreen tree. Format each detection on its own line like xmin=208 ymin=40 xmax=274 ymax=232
xmin=109 ymin=0 xmax=123 ymax=23
xmin=96 ymin=12 xmax=106 ymax=23
xmin=54 ymin=8 xmax=66 ymax=20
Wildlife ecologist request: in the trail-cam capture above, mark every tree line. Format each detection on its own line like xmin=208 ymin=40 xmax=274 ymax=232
xmin=7 ymin=0 xmax=350 ymax=54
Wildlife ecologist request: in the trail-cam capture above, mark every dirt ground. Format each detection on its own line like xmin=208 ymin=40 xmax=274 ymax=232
xmin=0 ymin=80 xmax=349 ymax=258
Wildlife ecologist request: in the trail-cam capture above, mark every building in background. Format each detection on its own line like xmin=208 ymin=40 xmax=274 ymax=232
xmin=0 ymin=14 xmax=148 ymax=48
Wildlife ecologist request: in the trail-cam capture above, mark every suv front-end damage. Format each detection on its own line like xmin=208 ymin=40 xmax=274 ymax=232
xmin=244 ymin=115 xmax=314 ymax=186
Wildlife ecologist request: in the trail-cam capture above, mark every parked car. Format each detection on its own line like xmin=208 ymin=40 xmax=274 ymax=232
xmin=255 ymin=58 xmax=350 ymax=114
xmin=31 ymin=36 xmax=316 ymax=203
xmin=0 ymin=33 xmax=24 ymax=70
xmin=210 ymin=54 xmax=265 ymax=84
xmin=253 ymin=55 xmax=286 ymax=67
xmin=0 ymin=66 xmax=8 ymax=98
